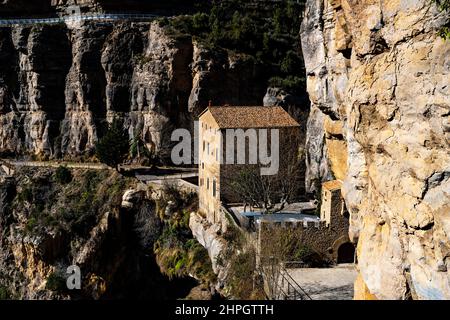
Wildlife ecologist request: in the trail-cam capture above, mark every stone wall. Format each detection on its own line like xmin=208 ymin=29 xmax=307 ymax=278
xmin=220 ymin=126 xmax=303 ymax=204
xmin=258 ymin=182 xmax=351 ymax=263
xmin=198 ymin=110 xmax=221 ymax=224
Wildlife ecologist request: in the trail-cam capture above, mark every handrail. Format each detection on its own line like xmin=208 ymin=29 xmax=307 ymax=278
xmin=260 ymin=257 xmax=312 ymax=300
xmin=280 ymin=263 xmax=312 ymax=300
xmin=0 ymin=13 xmax=161 ymax=26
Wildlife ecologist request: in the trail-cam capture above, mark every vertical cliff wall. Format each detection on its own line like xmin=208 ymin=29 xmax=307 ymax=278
xmin=0 ymin=20 xmax=271 ymax=161
xmin=301 ymin=0 xmax=450 ymax=299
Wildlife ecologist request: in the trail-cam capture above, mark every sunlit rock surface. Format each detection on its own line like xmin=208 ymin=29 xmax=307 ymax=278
xmin=301 ymin=0 xmax=450 ymax=299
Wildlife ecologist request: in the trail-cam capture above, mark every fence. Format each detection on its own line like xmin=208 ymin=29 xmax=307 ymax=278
xmin=0 ymin=13 xmax=160 ymax=27
xmin=260 ymin=256 xmax=312 ymax=300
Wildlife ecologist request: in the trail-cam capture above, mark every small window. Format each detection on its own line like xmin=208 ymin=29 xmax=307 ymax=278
xmin=200 ymin=178 xmax=204 ymax=186
xmin=207 ymin=142 xmax=210 ymax=155
xmin=213 ymin=179 xmax=217 ymax=197
xmin=203 ymin=140 xmax=205 ymax=152
xmin=202 ymin=162 xmax=204 ymax=169
xmin=207 ymin=178 xmax=210 ymax=190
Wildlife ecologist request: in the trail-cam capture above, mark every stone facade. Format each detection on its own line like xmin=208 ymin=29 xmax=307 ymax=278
xmin=258 ymin=180 xmax=353 ymax=264
xmin=198 ymin=109 xmax=221 ymax=224
xmin=198 ymin=106 xmax=301 ymax=224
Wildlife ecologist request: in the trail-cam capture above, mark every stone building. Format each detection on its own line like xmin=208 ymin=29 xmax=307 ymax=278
xmin=258 ymin=179 xmax=355 ymax=264
xmin=198 ymin=105 xmax=301 ymax=224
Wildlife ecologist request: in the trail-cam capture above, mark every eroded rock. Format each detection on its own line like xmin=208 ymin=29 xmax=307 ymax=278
xmin=301 ymin=0 xmax=450 ymax=299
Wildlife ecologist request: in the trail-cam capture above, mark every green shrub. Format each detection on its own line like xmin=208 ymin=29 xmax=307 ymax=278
xmin=0 ymin=286 xmax=10 ymax=300
xmin=192 ymin=12 xmax=209 ymax=33
xmin=224 ymin=247 xmax=265 ymax=299
xmin=46 ymin=272 xmax=66 ymax=292
xmin=95 ymin=118 xmax=130 ymax=170
xmin=438 ymin=25 xmax=450 ymax=40
xmin=433 ymin=0 xmax=450 ymax=11
xmin=25 ymin=217 xmax=37 ymax=233
xmin=222 ymin=222 xmax=244 ymax=246
xmin=55 ymin=166 xmax=72 ymax=184
xmin=154 ymin=190 xmax=214 ymax=285
xmin=293 ymin=245 xmax=313 ymax=261
xmin=161 ymin=183 xmax=186 ymax=210
xmin=281 ymin=50 xmax=302 ymax=74
xmin=431 ymin=0 xmax=450 ymax=40
xmin=268 ymin=76 xmax=306 ymax=94
xmin=43 ymin=213 xmax=59 ymax=228
xmin=18 ymin=187 xmax=33 ymax=203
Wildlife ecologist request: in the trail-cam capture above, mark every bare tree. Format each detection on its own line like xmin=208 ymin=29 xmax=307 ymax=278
xmin=257 ymin=223 xmax=315 ymax=300
xmin=228 ymin=129 xmax=303 ymax=214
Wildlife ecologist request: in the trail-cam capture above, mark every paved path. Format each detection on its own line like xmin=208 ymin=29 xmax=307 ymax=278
xmin=1 ymin=159 xmax=198 ymax=186
xmin=3 ymin=160 xmax=109 ymax=170
xmin=136 ymin=172 xmax=198 ymax=182
xmin=287 ymin=264 xmax=357 ymax=300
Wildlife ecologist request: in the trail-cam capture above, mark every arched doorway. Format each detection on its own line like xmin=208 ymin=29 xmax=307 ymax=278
xmin=337 ymin=242 xmax=355 ymax=263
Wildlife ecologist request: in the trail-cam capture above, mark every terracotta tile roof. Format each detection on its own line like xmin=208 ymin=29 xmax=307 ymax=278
xmin=202 ymin=106 xmax=300 ymax=129
xmin=322 ymin=180 xmax=342 ymax=191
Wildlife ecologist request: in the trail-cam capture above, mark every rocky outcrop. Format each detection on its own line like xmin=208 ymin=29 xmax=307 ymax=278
xmin=301 ymin=0 xmax=450 ymax=299
xmin=0 ymin=25 xmax=72 ymax=159
xmin=189 ymin=45 xmax=268 ymax=117
xmin=0 ymin=168 xmax=197 ymax=299
xmin=189 ymin=212 xmax=227 ymax=284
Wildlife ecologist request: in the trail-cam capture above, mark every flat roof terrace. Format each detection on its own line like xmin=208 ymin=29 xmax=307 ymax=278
xmin=228 ymin=201 xmax=319 ymax=230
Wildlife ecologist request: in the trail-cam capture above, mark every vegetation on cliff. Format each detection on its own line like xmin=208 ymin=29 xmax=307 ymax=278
xmin=162 ymin=0 xmax=307 ymax=93
xmin=0 ymin=168 xmax=137 ymax=299
xmin=216 ymin=221 xmax=266 ymax=300
xmin=14 ymin=168 xmax=131 ymax=238
xmin=95 ymin=118 xmax=130 ymax=170
xmin=432 ymin=0 xmax=450 ymax=39
xmin=154 ymin=184 xmax=217 ymax=289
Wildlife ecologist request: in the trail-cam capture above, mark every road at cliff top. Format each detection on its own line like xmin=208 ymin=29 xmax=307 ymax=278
xmin=0 ymin=13 xmax=162 ymax=26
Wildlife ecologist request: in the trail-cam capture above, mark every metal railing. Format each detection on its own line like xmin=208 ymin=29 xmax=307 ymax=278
xmin=0 ymin=13 xmax=160 ymax=27
xmin=261 ymin=257 xmax=312 ymax=300
xmin=279 ymin=263 xmax=312 ymax=300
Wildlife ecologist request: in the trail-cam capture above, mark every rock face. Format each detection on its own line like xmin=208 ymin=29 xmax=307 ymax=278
xmin=189 ymin=212 xmax=227 ymax=283
xmin=0 ymin=20 xmax=271 ymax=162
xmin=0 ymin=168 xmax=194 ymax=299
xmin=301 ymin=0 xmax=450 ymax=299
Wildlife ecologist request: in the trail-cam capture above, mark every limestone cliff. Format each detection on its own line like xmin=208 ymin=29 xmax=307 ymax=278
xmin=0 ymin=168 xmax=199 ymax=299
xmin=301 ymin=0 xmax=450 ymax=299
xmin=0 ymin=20 xmax=270 ymax=162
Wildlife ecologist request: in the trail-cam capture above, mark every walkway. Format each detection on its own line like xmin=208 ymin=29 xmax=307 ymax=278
xmin=0 ymin=159 xmax=198 ymax=187
xmin=0 ymin=13 xmax=161 ymax=27
xmin=286 ymin=264 xmax=357 ymax=300
xmin=136 ymin=171 xmax=198 ymax=182
xmin=2 ymin=160 xmax=108 ymax=170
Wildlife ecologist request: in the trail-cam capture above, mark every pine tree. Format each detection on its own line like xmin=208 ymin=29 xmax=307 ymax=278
xmin=95 ymin=118 xmax=130 ymax=171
